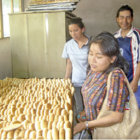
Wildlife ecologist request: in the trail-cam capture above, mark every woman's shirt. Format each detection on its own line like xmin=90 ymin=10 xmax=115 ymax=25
xmin=81 ymin=68 xmax=129 ymax=121
xmin=62 ymin=37 xmax=90 ymax=87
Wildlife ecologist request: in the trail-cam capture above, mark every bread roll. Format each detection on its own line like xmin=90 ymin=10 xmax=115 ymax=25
xmin=23 ymin=120 xmax=30 ymax=129
xmin=43 ymin=108 xmax=49 ymax=116
xmin=42 ymin=115 xmax=48 ymax=121
xmin=0 ymin=122 xmax=3 ymax=128
xmin=26 ymin=114 xmax=31 ymax=122
xmin=35 ymin=116 xmax=40 ymax=122
xmin=47 ymin=130 xmax=52 ymax=140
xmin=12 ymin=120 xmax=21 ymax=124
xmin=65 ymin=102 xmax=72 ymax=111
xmin=69 ymin=110 xmax=73 ymax=125
xmin=65 ymin=128 xmax=72 ymax=139
xmin=21 ymin=102 xmax=26 ymax=108
xmin=36 ymin=109 xmax=40 ymax=116
xmin=59 ymin=121 xmax=64 ymax=129
xmin=18 ymin=130 xmax=25 ymax=139
xmin=39 ymin=116 xmax=43 ymax=121
xmin=52 ymin=106 xmax=58 ymax=113
xmin=49 ymin=108 xmax=53 ymax=114
xmin=58 ymin=116 xmax=64 ymax=122
xmin=12 ymin=116 xmax=18 ymax=122
xmin=16 ymin=103 xmax=21 ymax=108
xmin=29 ymin=130 xmax=36 ymax=139
xmin=37 ymin=104 xmax=43 ymax=113
xmin=66 ymin=92 xmax=72 ymax=105
xmin=52 ymin=121 xmax=58 ymax=129
xmin=41 ymin=119 xmax=48 ymax=129
xmin=18 ymin=107 xmax=24 ymax=114
xmin=54 ymin=115 xmax=59 ymax=121
xmin=29 ymin=123 xmax=35 ymax=130
xmin=29 ymin=103 xmax=34 ymax=109
xmin=31 ymin=108 xmax=36 ymax=115
xmin=10 ymin=107 xmax=16 ymax=115
xmin=48 ymin=121 xmax=53 ymax=130
xmin=71 ymin=87 xmax=75 ymax=95
xmin=35 ymin=121 xmax=41 ymax=130
xmin=64 ymin=121 xmax=71 ymax=129
xmin=15 ymin=110 xmax=19 ymax=117
xmin=53 ymin=100 xmax=58 ymax=106
xmin=46 ymin=103 xmax=52 ymax=109
xmin=41 ymin=108 xmax=45 ymax=116
xmin=43 ymin=128 xmax=48 ymax=139
xmin=36 ymin=136 xmax=44 ymax=139
xmin=31 ymin=115 xmax=36 ymax=123
xmin=56 ymin=108 xmax=62 ymax=115
xmin=24 ymin=129 xmax=32 ymax=139
xmin=0 ymin=129 xmax=4 ymax=138
xmin=52 ymin=127 xmax=59 ymax=139
xmin=59 ymin=128 xmax=65 ymax=139
xmin=7 ymin=131 xmax=14 ymax=139
xmin=18 ymin=114 xmax=26 ymax=122
xmin=33 ymin=101 xmax=39 ymax=109
xmin=1 ymin=131 xmax=7 ymax=139
xmin=61 ymin=109 xmax=68 ymax=116
xmin=49 ymin=113 xmax=54 ymax=122
xmin=14 ymin=129 xmax=20 ymax=138
xmin=64 ymin=115 xmax=69 ymax=121
xmin=36 ymin=129 xmax=42 ymax=138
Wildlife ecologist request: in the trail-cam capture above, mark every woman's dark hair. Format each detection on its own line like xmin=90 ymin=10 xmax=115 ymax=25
xmin=68 ymin=17 xmax=85 ymax=29
xmin=116 ymin=5 xmax=133 ymax=18
xmin=89 ymin=32 xmax=129 ymax=75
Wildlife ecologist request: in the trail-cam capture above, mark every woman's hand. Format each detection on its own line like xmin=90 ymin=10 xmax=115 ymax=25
xmin=73 ymin=122 xmax=86 ymax=135
xmin=77 ymin=110 xmax=87 ymax=122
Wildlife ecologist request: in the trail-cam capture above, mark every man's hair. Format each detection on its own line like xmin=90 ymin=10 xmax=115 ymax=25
xmin=116 ymin=5 xmax=133 ymax=18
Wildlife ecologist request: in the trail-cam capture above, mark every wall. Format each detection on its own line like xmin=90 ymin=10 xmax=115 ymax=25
xmin=24 ymin=0 xmax=140 ymax=37
xmin=73 ymin=0 xmax=140 ymax=37
xmin=0 ymin=0 xmax=139 ymax=79
xmin=0 ymin=38 xmax=12 ymax=79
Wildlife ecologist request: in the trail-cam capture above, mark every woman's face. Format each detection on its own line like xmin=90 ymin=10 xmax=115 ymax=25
xmin=69 ymin=24 xmax=84 ymax=41
xmin=88 ymin=43 xmax=116 ymax=72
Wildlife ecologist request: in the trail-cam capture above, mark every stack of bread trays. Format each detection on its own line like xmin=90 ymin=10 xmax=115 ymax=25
xmin=29 ymin=0 xmax=79 ymax=5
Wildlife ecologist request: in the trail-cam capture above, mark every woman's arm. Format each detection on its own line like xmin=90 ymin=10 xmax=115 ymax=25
xmin=74 ymin=111 xmax=123 ymax=134
xmin=65 ymin=58 xmax=72 ymax=79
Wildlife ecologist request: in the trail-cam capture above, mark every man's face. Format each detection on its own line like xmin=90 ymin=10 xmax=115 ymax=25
xmin=117 ymin=10 xmax=133 ymax=31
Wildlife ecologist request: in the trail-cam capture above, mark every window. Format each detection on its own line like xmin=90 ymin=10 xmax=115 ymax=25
xmin=0 ymin=0 xmax=23 ymax=38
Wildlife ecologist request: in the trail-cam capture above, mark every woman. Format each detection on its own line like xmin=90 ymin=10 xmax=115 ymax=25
xmin=73 ymin=32 xmax=129 ymax=137
xmin=62 ymin=18 xmax=90 ymax=122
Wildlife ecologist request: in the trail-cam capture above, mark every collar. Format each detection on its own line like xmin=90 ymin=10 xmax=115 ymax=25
xmin=117 ymin=26 xmax=134 ymax=38
xmin=73 ymin=34 xmax=91 ymax=47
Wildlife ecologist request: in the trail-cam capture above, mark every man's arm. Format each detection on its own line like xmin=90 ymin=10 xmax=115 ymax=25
xmin=130 ymin=62 xmax=140 ymax=92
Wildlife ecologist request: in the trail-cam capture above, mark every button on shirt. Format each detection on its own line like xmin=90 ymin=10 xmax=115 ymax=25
xmin=62 ymin=38 xmax=89 ymax=87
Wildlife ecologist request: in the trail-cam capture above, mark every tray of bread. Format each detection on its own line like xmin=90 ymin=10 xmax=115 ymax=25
xmin=0 ymin=77 xmax=74 ymax=139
